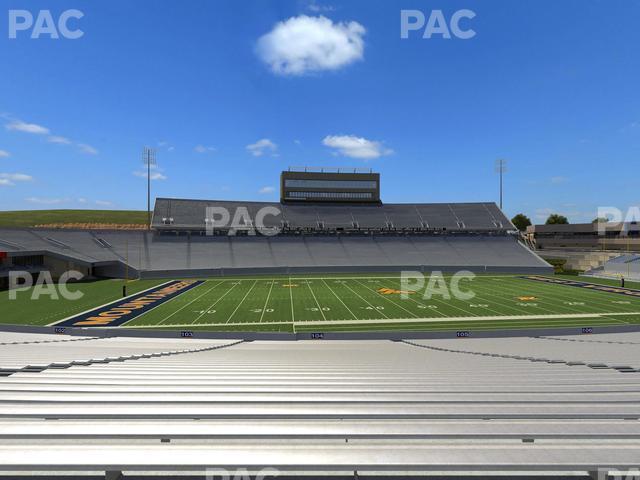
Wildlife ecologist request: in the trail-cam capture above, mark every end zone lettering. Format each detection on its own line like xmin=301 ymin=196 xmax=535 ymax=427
xmin=56 ymin=280 xmax=204 ymax=328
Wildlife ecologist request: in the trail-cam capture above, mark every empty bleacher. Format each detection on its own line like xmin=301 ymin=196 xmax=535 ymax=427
xmin=0 ymin=228 xmax=551 ymax=277
xmin=0 ymin=198 xmax=551 ymax=278
xmin=153 ymin=198 xmax=513 ymax=232
xmin=602 ymin=254 xmax=640 ymax=280
xmin=0 ymin=331 xmax=639 ymax=477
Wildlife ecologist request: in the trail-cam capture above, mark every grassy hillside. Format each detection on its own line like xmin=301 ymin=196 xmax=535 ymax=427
xmin=0 ymin=210 xmax=148 ymax=228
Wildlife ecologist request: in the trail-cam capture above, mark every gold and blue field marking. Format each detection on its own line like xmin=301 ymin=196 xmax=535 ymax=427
xmin=57 ymin=280 xmax=204 ymax=327
xmin=522 ymin=276 xmax=640 ymax=298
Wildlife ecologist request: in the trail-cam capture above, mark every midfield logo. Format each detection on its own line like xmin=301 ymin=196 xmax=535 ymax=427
xmin=377 ymin=287 xmax=416 ymax=295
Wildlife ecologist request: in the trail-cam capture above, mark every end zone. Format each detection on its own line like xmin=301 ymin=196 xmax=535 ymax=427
xmin=55 ymin=280 xmax=203 ymax=328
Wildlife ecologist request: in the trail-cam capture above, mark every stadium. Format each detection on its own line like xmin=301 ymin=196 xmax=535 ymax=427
xmin=1 ymin=168 xmax=640 ymax=479
xmin=2 ymin=0 xmax=640 ymax=476
xmin=5 ymin=168 xmax=635 ymax=336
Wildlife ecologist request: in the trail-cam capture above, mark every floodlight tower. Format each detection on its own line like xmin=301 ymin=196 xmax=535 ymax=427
xmin=495 ymin=158 xmax=508 ymax=210
xmin=143 ymin=147 xmax=157 ymax=230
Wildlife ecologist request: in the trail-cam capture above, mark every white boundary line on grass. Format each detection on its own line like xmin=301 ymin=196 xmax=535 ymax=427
xmin=120 ymin=281 xmax=210 ymax=328
xmin=126 ymin=311 xmax=640 ymax=328
xmin=259 ymin=280 xmax=275 ymax=323
xmin=321 ymin=278 xmax=358 ymax=320
xmin=190 ymin=281 xmax=242 ymax=325
xmin=225 ymin=280 xmax=258 ymax=324
xmin=180 ymin=274 xmax=526 ymax=282
xmin=306 ymin=280 xmax=327 ymax=321
xmin=47 ymin=280 xmax=175 ymax=327
xmin=153 ymin=281 xmax=224 ymax=326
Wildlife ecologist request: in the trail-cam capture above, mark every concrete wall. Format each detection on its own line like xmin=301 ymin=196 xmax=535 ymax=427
xmin=139 ymin=264 xmax=553 ymax=279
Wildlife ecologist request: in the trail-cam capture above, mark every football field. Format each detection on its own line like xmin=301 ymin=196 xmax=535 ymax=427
xmin=115 ymin=274 xmax=640 ymax=333
xmin=4 ymin=274 xmax=640 ymax=333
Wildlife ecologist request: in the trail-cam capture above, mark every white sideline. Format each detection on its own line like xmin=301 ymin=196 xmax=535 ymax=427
xmin=123 ymin=311 xmax=640 ymax=328
xmin=47 ymin=280 xmax=175 ymax=327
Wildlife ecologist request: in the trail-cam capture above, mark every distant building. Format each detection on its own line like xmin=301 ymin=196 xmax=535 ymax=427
xmin=526 ymin=222 xmax=640 ymax=251
xmin=280 ymin=167 xmax=380 ymax=204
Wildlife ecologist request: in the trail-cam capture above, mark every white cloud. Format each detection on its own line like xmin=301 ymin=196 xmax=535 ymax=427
xmin=77 ymin=143 xmax=98 ymax=155
xmin=550 ymin=176 xmax=568 ymax=184
xmin=133 ymin=170 xmax=167 ymax=181
xmin=257 ymin=15 xmax=365 ymax=75
xmin=194 ymin=145 xmax=216 ymax=153
xmin=24 ymin=197 xmax=113 ymax=207
xmin=4 ymin=118 xmax=99 ymax=155
xmin=26 ymin=197 xmax=68 ymax=205
xmin=322 ymin=135 xmax=392 ymax=159
xmin=47 ymin=135 xmax=72 ymax=145
xmin=259 ymin=186 xmax=276 ymax=194
xmin=0 ymin=173 xmax=33 ymax=186
xmin=5 ymin=120 xmax=50 ymax=135
xmin=246 ymin=138 xmax=278 ymax=157
xmin=158 ymin=141 xmax=176 ymax=152
xmin=0 ymin=150 xmax=10 ymax=158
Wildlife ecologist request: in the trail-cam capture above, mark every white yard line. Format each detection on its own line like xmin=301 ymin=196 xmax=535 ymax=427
xmin=465 ymin=279 xmax=558 ymax=316
xmin=129 ymin=311 xmax=640 ymax=329
xmin=322 ymin=279 xmax=358 ymax=320
xmin=306 ymin=281 xmax=327 ymax=321
xmin=374 ymin=278 xmax=448 ymax=319
xmin=225 ymin=280 xmax=258 ymax=324
xmin=518 ymin=278 xmax=640 ymax=313
xmin=340 ymin=281 xmax=390 ymax=320
xmin=155 ymin=281 xmax=223 ymax=325
xmin=353 ymin=279 xmax=419 ymax=319
xmin=375 ymin=278 xmax=480 ymax=318
xmin=189 ymin=281 xmax=241 ymax=325
xmin=259 ymin=280 xmax=275 ymax=323
xmin=289 ymin=276 xmax=296 ymax=324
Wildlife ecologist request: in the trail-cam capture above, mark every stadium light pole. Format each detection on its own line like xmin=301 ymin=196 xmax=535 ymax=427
xmin=143 ymin=147 xmax=157 ymax=230
xmin=495 ymin=159 xmax=508 ymax=211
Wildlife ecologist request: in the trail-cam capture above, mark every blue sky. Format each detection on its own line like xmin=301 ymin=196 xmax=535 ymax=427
xmin=0 ymin=0 xmax=638 ymax=223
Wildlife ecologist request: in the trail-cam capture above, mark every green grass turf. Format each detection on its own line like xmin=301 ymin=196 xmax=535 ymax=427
xmin=2 ymin=274 xmax=640 ymax=333
xmin=0 ymin=279 xmax=166 ymax=326
xmin=122 ymin=274 xmax=640 ymax=332
xmin=0 ymin=209 xmax=147 ymax=228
